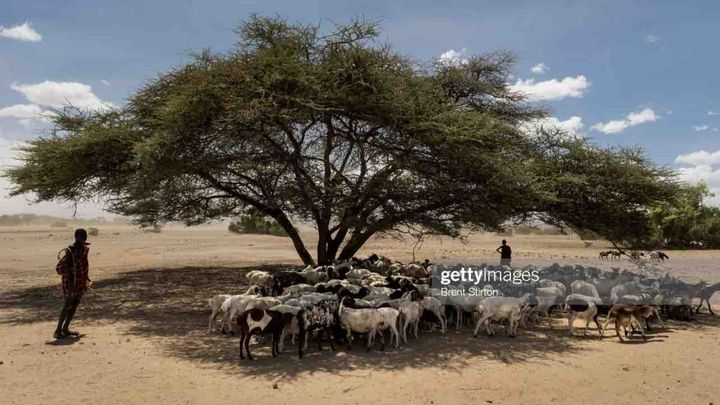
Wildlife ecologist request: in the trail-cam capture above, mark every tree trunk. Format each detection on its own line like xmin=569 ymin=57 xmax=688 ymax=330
xmin=337 ymin=230 xmax=376 ymax=261
xmin=317 ymin=225 xmax=330 ymax=265
xmin=273 ymin=213 xmax=315 ymax=266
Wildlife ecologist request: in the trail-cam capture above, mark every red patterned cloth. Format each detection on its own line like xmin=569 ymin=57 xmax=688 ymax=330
xmin=56 ymin=244 xmax=91 ymax=298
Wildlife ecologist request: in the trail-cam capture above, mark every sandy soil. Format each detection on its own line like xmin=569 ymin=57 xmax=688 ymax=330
xmin=1 ymin=225 xmax=719 ymax=405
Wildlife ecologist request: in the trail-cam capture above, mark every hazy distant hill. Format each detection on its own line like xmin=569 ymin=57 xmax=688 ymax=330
xmin=0 ymin=213 xmax=129 ymax=227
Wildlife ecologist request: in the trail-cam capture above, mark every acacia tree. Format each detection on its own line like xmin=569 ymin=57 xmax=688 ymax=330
xmin=5 ymin=16 xmax=679 ymax=265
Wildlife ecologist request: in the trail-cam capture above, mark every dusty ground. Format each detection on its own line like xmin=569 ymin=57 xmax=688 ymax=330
xmin=1 ymin=225 xmax=719 ymax=405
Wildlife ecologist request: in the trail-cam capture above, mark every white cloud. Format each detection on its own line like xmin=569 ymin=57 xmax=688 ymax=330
xmin=675 ymin=150 xmax=720 ymax=167
xmin=101 ymin=79 xmax=111 ymax=86
xmin=708 ymin=111 xmax=719 ymax=116
xmin=510 ymin=75 xmax=589 ymax=101
xmin=10 ymin=81 xmax=114 ymax=111
xmin=693 ymin=125 xmax=709 ymax=132
xmin=591 ymin=120 xmax=628 ymax=134
xmin=523 ymin=115 xmax=584 ymax=136
xmin=0 ymin=104 xmax=43 ymax=119
xmin=0 ymin=22 xmax=42 ymax=42
xmin=675 ymin=150 xmax=720 ymax=206
xmin=626 ymin=108 xmax=658 ymax=125
xmin=530 ymin=63 xmax=548 ymax=74
xmin=645 ymin=34 xmax=661 ymax=44
xmin=591 ymin=108 xmax=660 ymax=134
xmin=438 ymin=48 xmax=468 ymax=66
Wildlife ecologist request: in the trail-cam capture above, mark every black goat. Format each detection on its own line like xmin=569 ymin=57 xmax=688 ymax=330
xmin=238 ymin=308 xmax=295 ymax=360
xmin=271 ymin=272 xmax=307 ymax=295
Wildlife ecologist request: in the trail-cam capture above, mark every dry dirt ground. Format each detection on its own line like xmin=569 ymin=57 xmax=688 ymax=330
xmin=1 ymin=225 xmax=719 ymax=405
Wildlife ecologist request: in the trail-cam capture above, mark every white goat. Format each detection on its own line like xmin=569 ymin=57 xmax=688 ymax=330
xmin=207 ymin=285 xmax=264 ymax=333
xmin=565 ymin=293 xmax=602 ymax=336
xmin=377 ymin=307 xmax=401 ymax=348
xmin=338 ymin=297 xmax=388 ymax=350
xmin=246 ymin=270 xmax=273 ymax=288
xmin=472 ymin=295 xmax=528 ymax=337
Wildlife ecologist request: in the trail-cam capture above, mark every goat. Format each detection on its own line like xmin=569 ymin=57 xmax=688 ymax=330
xmin=269 ymin=304 xmax=301 ymax=352
xmin=397 ymin=300 xmax=423 ymax=344
xmin=237 ymin=308 xmax=295 ymax=360
xmin=297 ymin=299 xmax=338 ymax=358
xmin=338 ymin=296 xmax=388 ymax=350
xmin=271 ymin=272 xmax=307 ymax=296
xmin=472 ymin=294 xmax=532 ymax=337
xmin=211 ymin=285 xmax=266 ymax=333
xmin=377 ymin=307 xmax=401 ymax=348
xmin=531 ymin=286 xmax=565 ymax=328
xmin=246 ymin=270 xmax=273 ymax=288
xmin=600 ymin=304 xmax=657 ymax=341
xmin=570 ymin=280 xmax=601 ymax=301
xmin=565 ymin=294 xmax=602 ymax=336
xmin=695 ymin=282 xmax=720 ymax=314
xmin=420 ymin=296 xmax=447 ymax=333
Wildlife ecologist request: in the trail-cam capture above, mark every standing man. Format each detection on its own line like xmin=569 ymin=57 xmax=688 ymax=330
xmin=496 ymin=239 xmax=512 ymax=267
xmin=54 ymin=228 xmax=91 ymax=339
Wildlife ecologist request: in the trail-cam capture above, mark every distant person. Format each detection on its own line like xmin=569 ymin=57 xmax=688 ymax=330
xmin=54 ymin=228 xmax=92 ymax=339
xmin=496 ymin=239 xmax=512 ymax=267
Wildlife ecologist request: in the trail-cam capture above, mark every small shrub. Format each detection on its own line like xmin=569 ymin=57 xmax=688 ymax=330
xmin=88 ymin=227 xmax=100 ymax=236
xmin=228 ymin=211 xmax=287 ymax=237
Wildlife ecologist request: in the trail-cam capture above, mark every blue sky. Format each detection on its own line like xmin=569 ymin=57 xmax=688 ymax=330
xmin=1 ymin=0 xmax=719 ymax=216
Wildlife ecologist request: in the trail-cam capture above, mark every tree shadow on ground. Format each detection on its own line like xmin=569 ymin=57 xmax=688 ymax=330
xmin=1 ymin=265 xmax=719 ymax=379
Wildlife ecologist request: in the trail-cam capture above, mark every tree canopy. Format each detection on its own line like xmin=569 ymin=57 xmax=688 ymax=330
xmin=648 ymin=183 xmax=720 ymax=248
xmin=5 ymin=16 xmax=681 ymax=264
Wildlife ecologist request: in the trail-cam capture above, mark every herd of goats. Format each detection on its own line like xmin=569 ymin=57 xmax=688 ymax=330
xmin=206 ymin=254 xmax=720 ymax=360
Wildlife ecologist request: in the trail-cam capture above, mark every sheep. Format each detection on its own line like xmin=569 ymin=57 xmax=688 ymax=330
xmin=420 ymin=295 xmax=447 ymax=333
xmin=271 ymin=271 xmax=307 ymax=296
xmin=570 ymin=280 xmax=601 ymax=300
xmin=300 ymin=266 xmax=330 ymax=285
xmin=237 ymin=308 xmax=295 ymax=360
xmin=207 ymin=294 xmax=231 ymax=333
xmin=536 ymin=279 xmax=567 ymax=297
xmin=269 ymin=304 xmax=302 ymax=352
xmin=472 ymin=295 xmax=527 ymax=337
xmin=297 ymin=299 xmax=338 ymax=358
xmin=338 ymin=296 xmax=389 ymax=350
xmin=246 ymin=296 xmax=283 ymax=311
xmin=610 ymin=281 xmax=642 ymax=304
xmin=221 ymin=294 xmax=260 ymax=334
xmin=447 ymin=293 xmax=481 ymax=330
xmin=402 ymin=263 xmax=428 ymax=278
xmin=345 ymin=268 xmax=373 ymax=280
xmin=565 ymin=294 xmax=602 ymax=336
xmin=210 ymin=285 xmax=266 ymax=333
xmin=376 ymin=306 xmax=401 ymax=348
xmin=246 ymin=270 xmax=273 ymax=288
xmin=531 ymin=286 xmax=565 ymax=328
xmin=333 ymin=285 xmax=370 ymax=301
xmin=284 ymin=283 xmax=317 ymax=296
xmin=397 ymin=300 xmax=423 ymax=343
xmin=364 ymin=286 xmax=393 ymax=301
